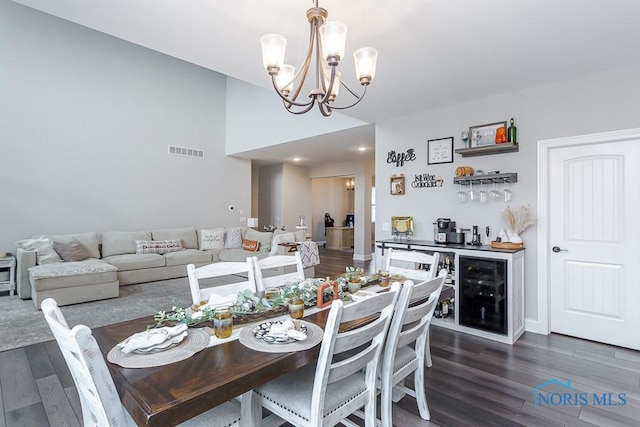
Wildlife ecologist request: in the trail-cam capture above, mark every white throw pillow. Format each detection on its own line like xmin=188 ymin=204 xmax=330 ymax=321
xmin=200 ymin=228 xmax=225 ymax=250
xmin=224 ymin=227 xmax=243 ymax=249
xmin=269 ymin=232 xmax=296 ymax=256
xmin=15 ymin=237 xmax=63 ymax=265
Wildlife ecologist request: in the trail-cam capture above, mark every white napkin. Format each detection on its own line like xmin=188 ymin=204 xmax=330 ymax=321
xmin=201 ymin=293 xmax=237 ymax=310
xmin=267 ymin=319 xmax=306 ymax=341
xmin=119 ymin=324 xmax=188 ymax=354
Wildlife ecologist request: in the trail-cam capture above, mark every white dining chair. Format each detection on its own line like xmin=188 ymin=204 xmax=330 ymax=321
xmin=187 ymin=259 xmax=256 ymax=306
xmin=378 ymin=276 xmax=445 ymax=425
xmin=385 ymin=247 xmax=441 ymax=282
xmin=252 ymin=253 xmax=305 ymax=292
xmin=247 ymin=283 xmax=400 ymax=427
xmin=41 ymin=298 xmax=241 ymax=427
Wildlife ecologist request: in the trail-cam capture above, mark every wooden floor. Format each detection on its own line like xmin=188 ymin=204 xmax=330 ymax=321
xmin=1 ymin=247 xmax=639 ymax=427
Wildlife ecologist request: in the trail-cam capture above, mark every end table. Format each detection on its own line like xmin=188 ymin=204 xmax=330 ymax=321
xmin=0 ymin=254 xmax=16 ymax=296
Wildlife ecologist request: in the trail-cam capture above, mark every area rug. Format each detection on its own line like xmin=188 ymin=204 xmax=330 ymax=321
xmin=0 ymin=277 xmax=225 ymax=353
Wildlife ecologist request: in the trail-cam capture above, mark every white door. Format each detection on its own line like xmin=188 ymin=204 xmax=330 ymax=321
xmin=548 ymin=133 xmax=640 ymax=350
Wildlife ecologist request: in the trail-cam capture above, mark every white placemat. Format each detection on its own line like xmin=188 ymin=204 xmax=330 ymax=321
xmin=238 ymin=321 xmax=324 ymax=353
xmin=107 ymin=328 xmax=209 ymax=368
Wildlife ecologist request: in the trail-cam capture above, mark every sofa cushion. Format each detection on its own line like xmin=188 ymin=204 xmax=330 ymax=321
xmin=164 ymin=249 xmax=213 ymax=267
xmin=15 ymin=237 xmax=63 ymax=265
xmin=199 ymin=228 xmax=225 ymax=250
xmin=202 ymin=248 xmax=223 ymax=263
xmin=224 ymin=227 xmax=243 ymax=249
xmin=102 ymin=253 xmax=166 ymax=271
xmin=29 ymin=259 xmax=117 ymax=291
xmin=101 ymin=230 xmax=152 ymax=257
xmin=245 ymin=229 xmax=274 ymax=254
xmin=219 ymin=249 xmax=268 ymax=262
xmin=151 ymin=227 xmax=198 ymax=249
xmin=135 ymin=239 xmax=183 ymax=255
xmin=53 ymin=238 xmax=92 ymax=262
xmin=44 ymin=232 xmax=100 ymax=259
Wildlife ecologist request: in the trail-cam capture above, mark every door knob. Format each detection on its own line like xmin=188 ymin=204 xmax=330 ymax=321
xmin=552 ymin=246 xmax=568 ymax=253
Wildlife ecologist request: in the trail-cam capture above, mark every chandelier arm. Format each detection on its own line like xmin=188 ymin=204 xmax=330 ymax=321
xmin=270 ymin=75 xmax=314 ymax=108
xmin=285 ymin=100 xmax=317 ymax=115
xmin=325 ymin=84 xmax=369 ymax=110
xmin=288 ymin=22 xmax=318 ymax=103
xmin=317 ymin=102 xmax=333 ymax=117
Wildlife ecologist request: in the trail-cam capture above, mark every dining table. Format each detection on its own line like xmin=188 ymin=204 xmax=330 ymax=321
xmin=92 ymin=309 xmax=332 ymax=427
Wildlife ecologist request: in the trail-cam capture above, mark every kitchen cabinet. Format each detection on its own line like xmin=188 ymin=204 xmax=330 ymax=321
xmin=376 ymin=239 xmax=525 ymax=344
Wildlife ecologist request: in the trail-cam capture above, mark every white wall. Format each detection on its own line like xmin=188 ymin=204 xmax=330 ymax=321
xmin=282 ymin=164 xmax=312 ymax=235
xmin=375 ymin=62 xmax=640 ymax=326
xmin=0 ymin=1 xmax=251 ymax=250
xmin=257 ymin=165 xmax=283 ymax=228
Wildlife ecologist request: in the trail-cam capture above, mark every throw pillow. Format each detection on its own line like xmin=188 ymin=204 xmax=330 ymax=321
xmin=135 ymin=239 xmax=183 ymax=255
xmin=269 ymin=232 xmax=296 ymax=256
xmin=53 ymin=238 xmax=92 ymax=262
xmin=224 ymin=227 xmax=243 ymax=249
xmin=245 ymin=228 xmax=274 ymax=254
xmin=199 ymin=228 xmax=225 ymax=250
xmin=242 ymin=238 xmax=259 ymax=252
xmin=15 ymin=237 xmax=63 ymax=265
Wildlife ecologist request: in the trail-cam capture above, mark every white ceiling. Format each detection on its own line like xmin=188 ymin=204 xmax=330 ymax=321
xmin=12 ymin=0 xmax=640 ymax=166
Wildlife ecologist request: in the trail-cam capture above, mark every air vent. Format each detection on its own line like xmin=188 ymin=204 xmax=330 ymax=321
xmin=168 ymin=145 xmax=205 ymax=159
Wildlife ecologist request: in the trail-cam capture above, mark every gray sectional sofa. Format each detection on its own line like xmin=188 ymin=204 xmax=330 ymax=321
xmin=16 ymin=226 xmax=306 ymax=308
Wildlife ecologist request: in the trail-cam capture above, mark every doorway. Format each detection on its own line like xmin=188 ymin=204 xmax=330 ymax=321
xmin=538 ymin=128 xmax=640 ymax=350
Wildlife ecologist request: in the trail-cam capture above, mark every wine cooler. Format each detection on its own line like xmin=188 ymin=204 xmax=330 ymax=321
xmin=459 ymin=256 xmax=507 ymax=335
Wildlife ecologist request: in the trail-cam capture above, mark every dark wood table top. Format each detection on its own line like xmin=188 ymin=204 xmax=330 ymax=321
xmin=93 ymin=310 xmax=329 ymax=426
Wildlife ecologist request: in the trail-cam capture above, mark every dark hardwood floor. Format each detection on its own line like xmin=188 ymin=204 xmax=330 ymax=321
xmin=1 ymin=247 xmax=638 ymax=426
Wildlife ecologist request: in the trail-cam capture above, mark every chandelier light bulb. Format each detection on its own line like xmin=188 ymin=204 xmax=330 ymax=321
xmin=260 ymin=34 xmax=287 ymax=71
xmin=319 ymin=21 xmax=347 ymax=62
xmin=277 ymin=64 xmax=296 ymax=95
xmin=354 ymin=47 xmax=378 ymax=83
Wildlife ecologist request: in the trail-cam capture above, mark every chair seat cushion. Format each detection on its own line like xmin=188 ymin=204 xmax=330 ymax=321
xmin=393 ymin=345 xmax=417 ymax=373
xmin=102 ymin=253 xmax=166 ymax=271
xmin=218 ymin=250 xmax=268 ymax=262
xmin=255 ymin=363 xmax=366 ymax=422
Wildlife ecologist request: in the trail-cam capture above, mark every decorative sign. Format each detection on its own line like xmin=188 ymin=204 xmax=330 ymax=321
xmin=387 ymin=149 xmax=416 ymax=167
xmin=427 ymin=137 xmax=454 ymax=164
xmin=411 ymin=173 xmax=443 ymax=188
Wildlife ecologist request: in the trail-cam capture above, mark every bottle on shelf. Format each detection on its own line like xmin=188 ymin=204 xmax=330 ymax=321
xmin=442 ymin=299 xmax=449 ymax=317
xmin=434 ymin=300 xmax=443 ymax=318
xmin=508 ymin=118 xmax=517 ymax=144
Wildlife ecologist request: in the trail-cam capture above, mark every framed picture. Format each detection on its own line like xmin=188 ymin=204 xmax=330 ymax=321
xmin=427 ymin=137 xmax=454 ymax=164
xmin=390 ymin=174 xmax=405 ymax=195
xmin=469 ymin=121 xmax=507 ymax=147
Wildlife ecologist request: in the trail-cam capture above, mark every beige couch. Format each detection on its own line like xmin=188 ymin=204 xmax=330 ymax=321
xmin=16 ymin=226 xmax=308 ymax=308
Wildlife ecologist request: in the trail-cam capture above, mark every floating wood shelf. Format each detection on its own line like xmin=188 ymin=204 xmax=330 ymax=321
xmin=455 ymin=142 xmax=519 ymax=157
xmin=453 ymin=172 xmax=517 ymax=184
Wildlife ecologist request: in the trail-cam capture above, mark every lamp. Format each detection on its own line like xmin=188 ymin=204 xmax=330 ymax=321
xmin=247 ymin=218 xmax=259 ymax=228
xmin=260 ymin=0 xmax=378 ymax=117
xmin=295 ymin=215 xmax=309 ymax=239
xmin=345 ymin=178 xmax=355 ymax=191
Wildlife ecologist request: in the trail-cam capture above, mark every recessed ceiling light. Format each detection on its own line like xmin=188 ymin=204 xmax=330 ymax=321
xmin=293 ymin=157 xmax=301 ymax=162
xmin=358 ymin=147 xmax=367 ymax=151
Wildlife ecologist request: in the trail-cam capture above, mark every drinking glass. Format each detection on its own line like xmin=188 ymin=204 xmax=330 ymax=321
xmin=503 ymin=180 xmax=512 ymax=202
xmin=456 ymin=182 xmax=468 ymax=203
xmin=213 ymin=306 xmax=233 ymax=339
xmin=288 ymin=296 xmax=305 ymax=319
xmin=265 ymin=287 xmax=280 ymax=301
xmin=468 ymin=181 xmax=478 ymax=202
xmin=489 ymin=181 xmax=502 ymax=201
xmin=479 ymin=182 xmax=488 ymax=204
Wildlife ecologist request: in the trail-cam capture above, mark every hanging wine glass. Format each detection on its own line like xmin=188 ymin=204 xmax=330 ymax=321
xmin=456 ymin=182 xmax=468 ymax=203
xmin=503 ymin=179 xmax=512 ymax=202
xmin=468 ymin=181 xmax=478 ymax=202
xmin=479 ymin=182 xmax=488 ymax=204
xmin=489 ymin=181 xmax=502 ymax=201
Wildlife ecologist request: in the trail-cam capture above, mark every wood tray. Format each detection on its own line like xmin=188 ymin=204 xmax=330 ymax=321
xmin=491 ymin=241 xmax=524 ymax=249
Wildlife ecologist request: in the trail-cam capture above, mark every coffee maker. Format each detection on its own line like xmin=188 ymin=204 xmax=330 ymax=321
xmin=468 ymin=225 xmax=482 ymax=246
xmin=434 ymin=218 xmax=464 ymax=244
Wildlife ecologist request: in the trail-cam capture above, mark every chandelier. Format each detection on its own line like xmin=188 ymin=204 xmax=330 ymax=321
xmin=260 ymin=0 xmax=378 ymax=117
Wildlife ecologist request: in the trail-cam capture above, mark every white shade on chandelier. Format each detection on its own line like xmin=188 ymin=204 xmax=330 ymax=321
xmin=260 ymin=0 xmax=378 ymax=117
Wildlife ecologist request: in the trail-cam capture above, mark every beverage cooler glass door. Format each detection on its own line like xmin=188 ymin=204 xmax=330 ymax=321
xmin=459 ymin=256 xmax=507 ymax=335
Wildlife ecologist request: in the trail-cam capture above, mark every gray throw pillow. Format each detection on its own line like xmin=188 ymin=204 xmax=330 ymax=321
xmin=224 ymin=227 xmax=243 ymax=249
xmin=53 ymin=238 xmax=92 ymax=262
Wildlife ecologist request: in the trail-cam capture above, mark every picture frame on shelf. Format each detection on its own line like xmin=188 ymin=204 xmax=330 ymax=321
xmin=469 ymin=121 xmax=507 ymax=147
xmin=427 ymin=136 xmax=454 ymax=164
xmin=390 ymin=174 xmax=405 ymax=195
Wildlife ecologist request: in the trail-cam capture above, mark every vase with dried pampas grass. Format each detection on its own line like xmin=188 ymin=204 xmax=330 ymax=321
xmin=502 ymin=205 xmax=537 ymax=244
